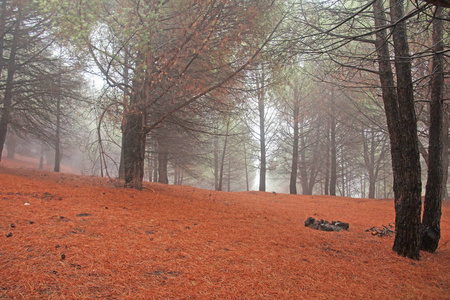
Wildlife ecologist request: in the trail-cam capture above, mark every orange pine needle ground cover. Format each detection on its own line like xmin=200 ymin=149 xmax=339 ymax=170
xmin=1 ymin=158 xmax=449 ymax=299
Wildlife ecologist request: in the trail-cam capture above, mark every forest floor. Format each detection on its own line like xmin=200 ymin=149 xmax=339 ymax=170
xmin=0 ymin=157 xmax=449 ymax=299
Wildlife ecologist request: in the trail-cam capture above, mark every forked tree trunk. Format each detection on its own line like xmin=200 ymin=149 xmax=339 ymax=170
xmin=373 ymin=0 xmax=422 ymax=260
xmin=389 ymin=0 xmax=422 ymax=260
xmin=421 ymin=6 xmax=444 ymax=253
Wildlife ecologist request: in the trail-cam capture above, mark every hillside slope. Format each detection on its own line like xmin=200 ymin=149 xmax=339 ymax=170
xmin=1 ymin=158 xmax=449 ymax=299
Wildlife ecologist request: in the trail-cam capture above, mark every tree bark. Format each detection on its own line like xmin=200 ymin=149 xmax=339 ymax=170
xmin=421 ymin=6 xmax=444 ymax=253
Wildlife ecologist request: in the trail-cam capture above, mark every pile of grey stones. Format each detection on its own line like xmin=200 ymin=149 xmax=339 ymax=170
xmin=304 ymin=217 xmax=349 ymax=232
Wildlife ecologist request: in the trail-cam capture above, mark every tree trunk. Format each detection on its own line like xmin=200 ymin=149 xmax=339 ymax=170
xmin=214 ymin=127 xmax=219 ymax=190
xmin=0 ymin=0 xmax=7 ymax=80
xmin=389 ymin=0 xmax=422 ymax=260
xmin=158 ymin=147 xmax=169 ymax=184
xmin=227 ymin=156 xmax=231 ymax=192
xmin=118 ymin=49 xmax=130 ymax=180
xmin=324 ymin=119 xmax=330 ymax=195
xmin=218 ymin=119 xmax=230 ymax=191
xmin=153 ymin=154 xmax=158 ymax=182
xmin=243 ymin=141 xmax=249 ymax=191
xmin=363 ymin=129 xmax=377 ymax=199
xmin=257 ymin=69 xmax=266 ymax=192
xmin=421 ymin=6 xmax=444 ymax=253
xmin=54 ymin=63 xmax=62 ymax=173
xmin=299 ymin=123 xmax=310 ymax=195
xmin=329 ymin=94 xmax=337 ymax=196
xmin=6 ymin=134 xmax=16 ymax=159
xmin=290 ymin=92 xmax=300 ymax=195
xmin=0 ymin=13 xmax=19 ymax=162
xmin=442 ymin=115 xmax=449 ymax=200
xmin=373 ymin=0 xmax=422 ymax=260
xmin=123 ymin=105 xmax=147 ymax=189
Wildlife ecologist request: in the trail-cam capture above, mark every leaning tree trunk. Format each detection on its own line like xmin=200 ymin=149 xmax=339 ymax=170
xmin=123 ymin=105 xmax=147 ymax=190
xmin=421 ymin=6 xmax=444 ymax=253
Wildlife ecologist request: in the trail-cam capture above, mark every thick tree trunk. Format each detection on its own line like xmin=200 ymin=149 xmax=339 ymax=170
xmin=421 ymin=6 xmax=444 ymax=253
xmin=290 ymin=94 xmax=300 ymax=194
xmin=389 ymin=0 xmax=422 ymax=260
xmin=123 ymin=106 xmax=147 ymax=190
xmin=373 ymin=0 xmax=422 ymax=260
